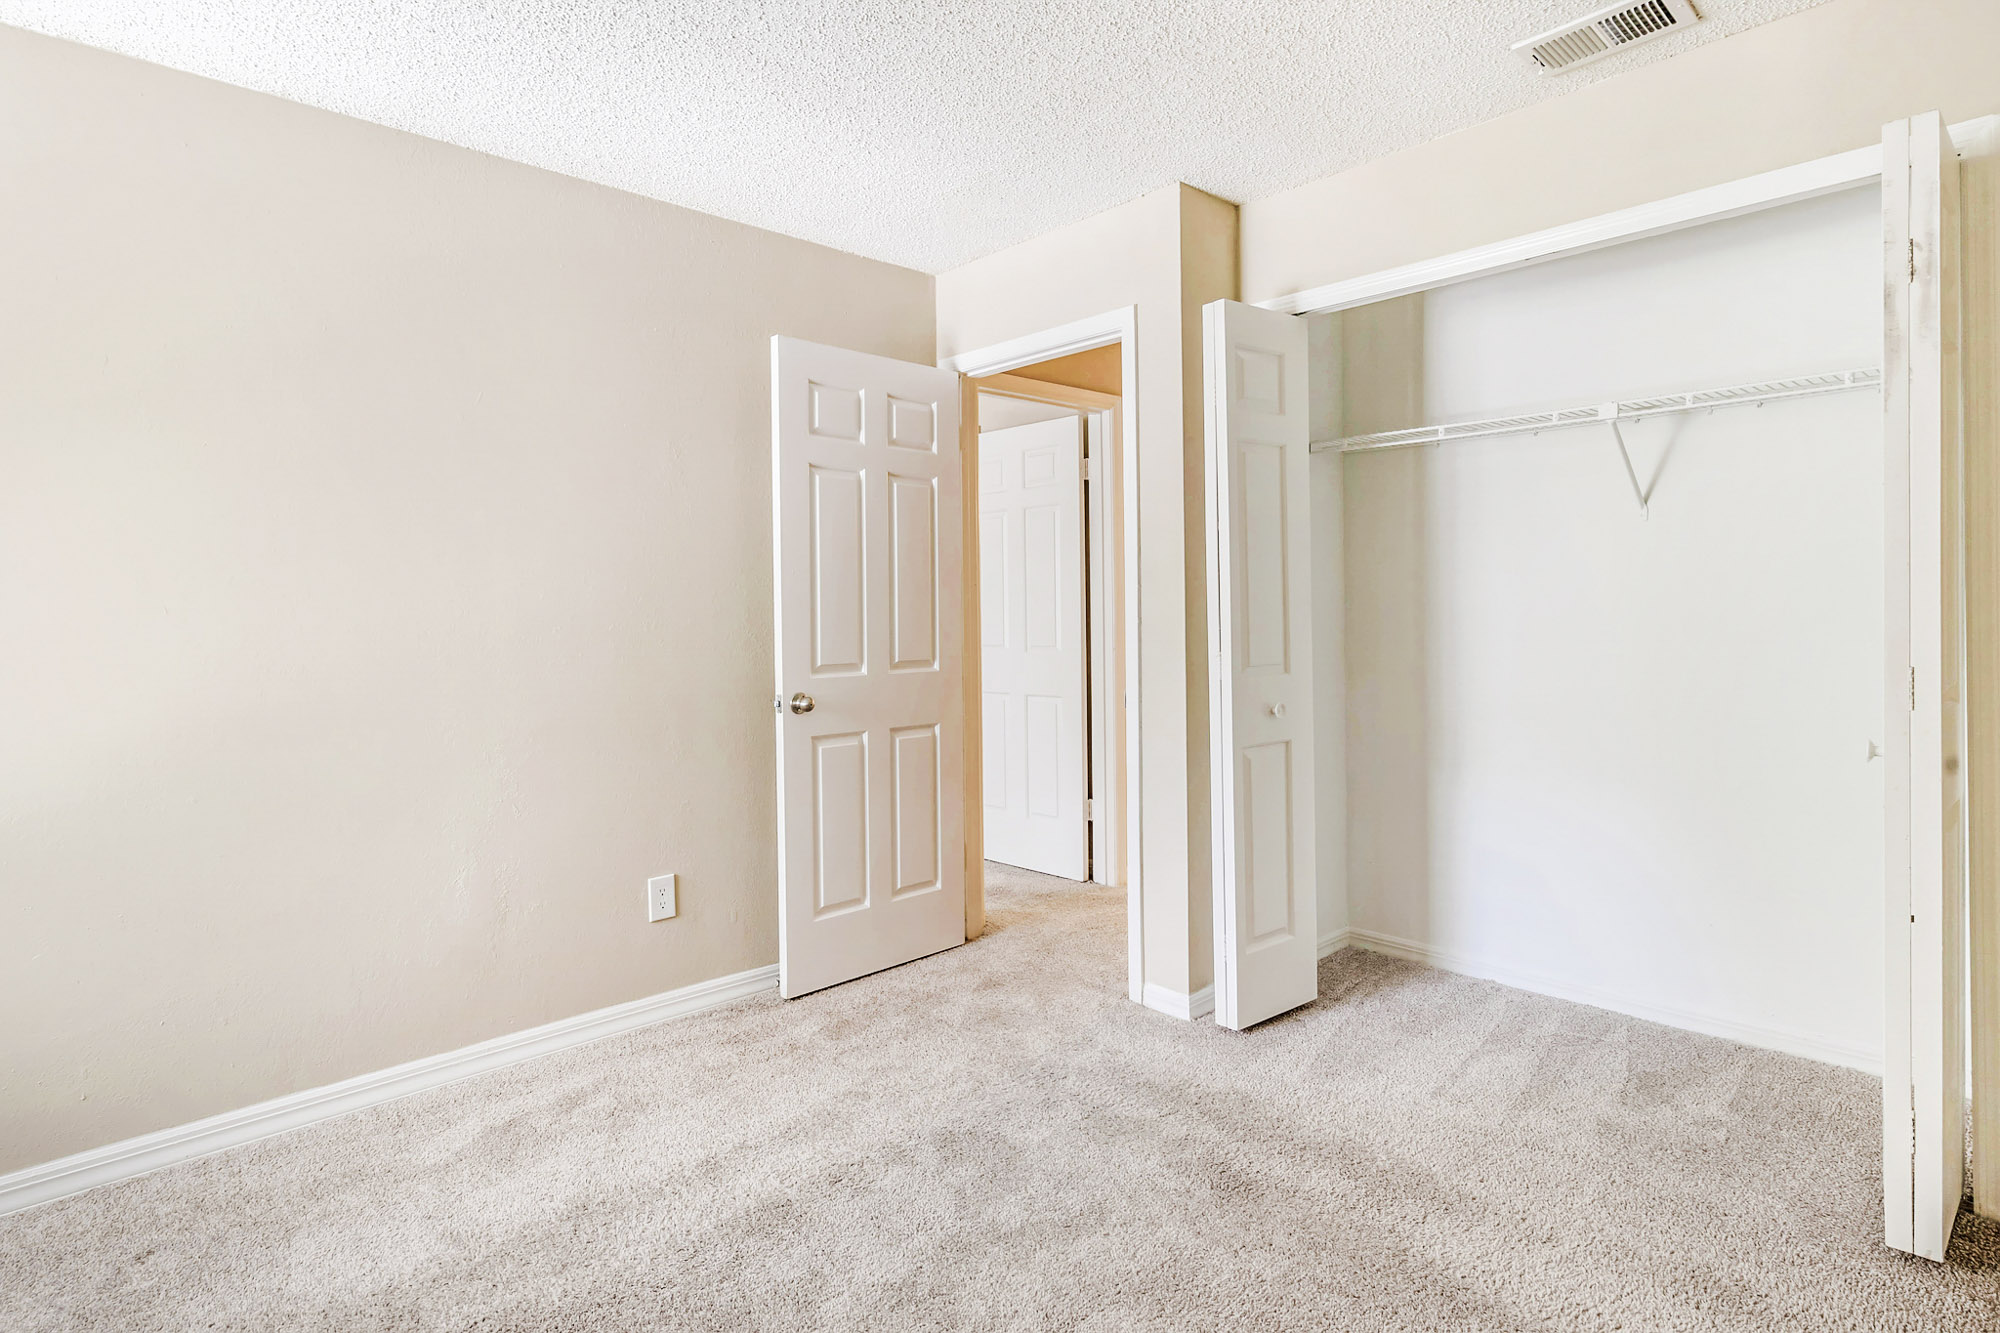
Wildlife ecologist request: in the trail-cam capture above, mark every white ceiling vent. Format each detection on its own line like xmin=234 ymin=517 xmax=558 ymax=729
xmin=1514 ymin=0 xmax=1701 ymax=74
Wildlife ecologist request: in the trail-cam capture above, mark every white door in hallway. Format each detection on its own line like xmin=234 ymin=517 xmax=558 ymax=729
xmin=978 ymin=416 xmax=1088 ymax=880
xmin=771 ymin=336 xmax=965 ymax=998
xmin=1202 ymin=299 xmax=1317 ymax=1031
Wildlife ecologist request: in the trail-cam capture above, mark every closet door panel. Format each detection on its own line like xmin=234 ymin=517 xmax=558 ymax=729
xmin=1882 ymin=110 xmax=1965 ymax=1263
xmin=1204 ymin=299 xmax=1318 ymax=1030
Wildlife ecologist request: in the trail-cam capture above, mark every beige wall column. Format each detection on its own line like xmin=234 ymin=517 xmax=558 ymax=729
xmin=1177 ymin=188 xmax=1239 ymax=992
xmin=1966 ymin=146 xmax=2000 ymax=1222
xmin=938 ymin=184 xmax=1239 ymax=1007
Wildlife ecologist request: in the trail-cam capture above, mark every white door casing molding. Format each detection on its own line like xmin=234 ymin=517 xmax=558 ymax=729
xmin=942 ymin=307 xmax=1135 ymax=379
xmin=771 ymin=336 xmax=967 ymax=998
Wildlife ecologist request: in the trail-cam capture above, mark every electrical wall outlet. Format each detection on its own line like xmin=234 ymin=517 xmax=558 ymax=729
xmin=647 ymin=874 xmax=677 ymax=923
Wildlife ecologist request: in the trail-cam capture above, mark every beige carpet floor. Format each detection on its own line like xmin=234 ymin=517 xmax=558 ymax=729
xmin=5 ymin=865 xmax=2000 ymax=1331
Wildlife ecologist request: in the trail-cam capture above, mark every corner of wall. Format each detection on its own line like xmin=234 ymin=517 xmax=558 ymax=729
xmin=932 ymin=184 xmax=1244 ymax=1001
xmin=1177 ymin=185 xmax=1240 ymax=993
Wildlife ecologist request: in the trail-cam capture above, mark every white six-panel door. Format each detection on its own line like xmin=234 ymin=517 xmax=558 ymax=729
xmin=772 ymin=336 xmax=965 ymax=998
xmin=1203 ymin=300 xmax=1318 ymax=1030
xmin=1882 ymin=111 xmax=1966 ymax=1262
xmin=979 ymin=416 xmax=1089 ymax=880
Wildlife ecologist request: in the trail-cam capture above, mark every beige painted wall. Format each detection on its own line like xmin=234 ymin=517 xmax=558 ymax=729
xmin=0 ymin=26 xmax=933 ymax=1173
xmin=1242 ymin=0 xmax=2000 ymax=304
xmin=1177 ymin=189 xmax=1238 ymax=988
xmin=938 ymin=184 xmax=1236 ymax=999
xmin=1968 ymin=152 xmax=2000 ymax=1219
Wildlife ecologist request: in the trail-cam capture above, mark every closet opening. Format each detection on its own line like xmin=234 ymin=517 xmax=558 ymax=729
xmin=1317 ymin=182 xmax=1888 ymax=1072
xmin=1203 ymin=112 xmax=1976 ymax=1259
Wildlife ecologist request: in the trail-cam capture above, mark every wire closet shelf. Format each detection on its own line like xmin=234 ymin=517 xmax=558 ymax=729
xmin=1311 ymin=367 xmax=1883 ymax=455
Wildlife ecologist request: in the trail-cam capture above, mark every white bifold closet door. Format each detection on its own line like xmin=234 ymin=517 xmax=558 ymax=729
xmin=1202 ymin=300 xmax=1319 ymax=1030
xmin=1882 ymin=111 xmax=1967 ymax=1263
xmin=770 ymin=336 xmax=965 ymax=999
xmin=978 ymin=416 xmax=1089 ymax=881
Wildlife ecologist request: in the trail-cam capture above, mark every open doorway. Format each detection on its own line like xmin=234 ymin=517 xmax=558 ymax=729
xmin=972 ymin=346 xmax=1122 ymax=888
xmin=944 ymin=306 xmax=1141 ymax=999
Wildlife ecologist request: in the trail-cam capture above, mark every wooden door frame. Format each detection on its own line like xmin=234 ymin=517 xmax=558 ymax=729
xmin=1253 ymin=116 xmax=1998 ymax=1249
xmin=944 ymin=308 xmax=1144 ymax=1002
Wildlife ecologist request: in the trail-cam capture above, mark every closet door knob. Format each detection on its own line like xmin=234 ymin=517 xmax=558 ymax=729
xmin=789 ymin=693 xmax=816 ymax=715
xmin=1268 ymin=702 xmax=1287 ymax=718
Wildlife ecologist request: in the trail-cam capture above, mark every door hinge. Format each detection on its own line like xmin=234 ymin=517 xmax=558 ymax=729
xmin=1910 ymin=666 xmax=1917 ymax=710
xmin=1910 ymin=238 xmax=1918 ymax=281
xmin=1083 ymin=456 xmax=1097 ymax=483
xmin=1085 ymin=798 xmax=1095 ymax=820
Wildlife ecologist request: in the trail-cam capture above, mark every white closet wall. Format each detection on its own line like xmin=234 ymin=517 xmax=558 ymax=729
xmin=1339 ymin=186 xmax=1886 ymax=1070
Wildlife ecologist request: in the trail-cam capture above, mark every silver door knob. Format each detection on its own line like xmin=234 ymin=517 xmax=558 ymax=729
xmin=789 ymin=693 xmax=816 ymax=715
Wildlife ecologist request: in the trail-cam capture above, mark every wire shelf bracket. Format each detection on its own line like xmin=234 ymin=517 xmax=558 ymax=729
xmin=1608 ymin=418 xmax=1649 ymax=520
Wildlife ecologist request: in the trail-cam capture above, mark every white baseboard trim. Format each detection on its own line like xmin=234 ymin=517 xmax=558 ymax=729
xmin=1342 ymin=928 xmax=1881 ymax=1076
xmin=1146 ymin=936 xmax=1351 ymax=1024
xmin=0 ymin=962 xmax=779 ymax=1218
xmin=1141 ymin=982 xmax=1215 ymax=1022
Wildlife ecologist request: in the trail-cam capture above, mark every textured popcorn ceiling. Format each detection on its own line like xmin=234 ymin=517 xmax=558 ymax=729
xmin=0 ymin=1 xmax=1829 ymax=272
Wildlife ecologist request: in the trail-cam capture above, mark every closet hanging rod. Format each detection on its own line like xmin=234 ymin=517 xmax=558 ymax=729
xmin=1311 ymin=366 xmax=1882 ymax=455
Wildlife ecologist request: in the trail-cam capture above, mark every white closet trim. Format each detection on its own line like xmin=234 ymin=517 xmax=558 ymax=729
xmin=1345 ymin=929 xmax=1881 ymax=1075
xmin=1260 ymin=116 xmax=1999 ymax=318
xmin=1315 ymin=366 xmax=1881 ymax=454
